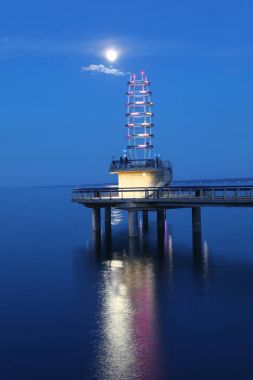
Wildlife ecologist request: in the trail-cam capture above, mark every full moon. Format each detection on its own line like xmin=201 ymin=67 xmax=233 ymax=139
xmin=105 ymin=48 xmax=119 ymax=62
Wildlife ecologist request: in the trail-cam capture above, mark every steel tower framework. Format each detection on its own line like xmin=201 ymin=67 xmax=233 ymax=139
xmin=126 ymin=72 xmax=154 ymax=160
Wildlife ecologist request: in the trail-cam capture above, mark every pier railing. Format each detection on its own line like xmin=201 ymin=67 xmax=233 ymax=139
xmin=72 ymin=185 xmax=253 ymax=202
xmin=109 ymin=158 xmax=172 ymax=172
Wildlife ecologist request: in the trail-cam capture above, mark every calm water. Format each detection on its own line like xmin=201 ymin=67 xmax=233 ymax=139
xmin=1 ymin=186 xmax=253 ymax=379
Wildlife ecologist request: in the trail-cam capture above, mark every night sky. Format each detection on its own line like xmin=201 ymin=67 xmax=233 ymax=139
xmin=1 ymin=0 xmax=253 ymax=186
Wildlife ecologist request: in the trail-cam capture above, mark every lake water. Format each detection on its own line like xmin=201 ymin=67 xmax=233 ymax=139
xmin=1 ymin=186 xmax=253 ymax=379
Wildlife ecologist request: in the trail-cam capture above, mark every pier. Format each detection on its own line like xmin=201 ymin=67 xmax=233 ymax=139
xmin=72 ymin=73 xmax=253 ymax=245
xmin=72 ymin=182 xmax=253 ymax=238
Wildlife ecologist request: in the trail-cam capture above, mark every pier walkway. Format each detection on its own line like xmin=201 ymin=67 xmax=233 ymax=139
xmin=72 ymin=184 xmax=253 ymax=209
xmin=72 ymin=181 xmax=253 ymax=238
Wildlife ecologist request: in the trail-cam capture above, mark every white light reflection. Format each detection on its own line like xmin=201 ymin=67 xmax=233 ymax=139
xmin=168 ymin=234 xmax=173 ymax=267
xmin=203 ymin=240 xmax=210 ymax=282
xmin=96 ymin=258 xmax=162 ymax=378
xmin=107 ymin=260 xmax=123 ymax=269
xmin=164 ymin=225 xmax=173 ymax=286
xmin=164 ymin=222 xmax=173 ymax=271
xmin=100 ymin=260 xmax=136 ymax=377
xmin=111 ymin=208 xmax=124 ymax=226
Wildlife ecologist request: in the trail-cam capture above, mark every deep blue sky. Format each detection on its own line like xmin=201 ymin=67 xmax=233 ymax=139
xmin=1 ymin=0 xmax=253 ymax=186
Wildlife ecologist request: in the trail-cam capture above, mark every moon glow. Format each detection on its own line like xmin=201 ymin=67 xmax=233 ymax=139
xmin=105 ymin=48 xmax=119 ymax=62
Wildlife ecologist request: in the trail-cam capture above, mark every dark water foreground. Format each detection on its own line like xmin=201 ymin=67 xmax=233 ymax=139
xmin=1 ymin=187 xmax=253 ymax=379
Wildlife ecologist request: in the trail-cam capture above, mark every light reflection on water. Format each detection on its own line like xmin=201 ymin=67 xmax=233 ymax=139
xmin=96 ymin=255 xmax=162 ymax=379
xmin=203 ymin=240 xmax=209 ymax=283
xmin=111 ymin=208 xmax=124 ymax=226
xmin=86 ymin=224 xmax=206 ymax=379
xmin=76 ymin=208 xmax=226 ymax=379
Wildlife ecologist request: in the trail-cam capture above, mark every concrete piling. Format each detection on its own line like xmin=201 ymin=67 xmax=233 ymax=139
xmin=128 ymin=210 xmax=138 ymax=237
xmin=104 ymin=207 xmax=111 ymax=231
xmin=157 ymin=209 xmax=166 ymax=250
xmin=157 ymin=209 xmax=166 ymax=233
xmin=192 ymin=207 xmax=202 ymax=257
xmin=192 ymin=207 xmax=201 ymax=234
xmin=92 ymin=208 xmax=101 ymax=232
xmin=142 ymin=211 xmax=149 ymax=232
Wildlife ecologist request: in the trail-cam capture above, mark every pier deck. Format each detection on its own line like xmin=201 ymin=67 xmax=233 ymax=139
xmin=72 ymin=182 xmax=253 ymax=238
xmin=72 ymin=184 xmax=253 ymax=209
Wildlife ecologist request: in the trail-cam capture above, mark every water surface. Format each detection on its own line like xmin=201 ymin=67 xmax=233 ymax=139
xmin=1 ymin=186 xmax=253 ymax=379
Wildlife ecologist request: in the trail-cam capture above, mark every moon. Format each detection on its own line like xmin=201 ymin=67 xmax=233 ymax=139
xmin=105 ymin=48 xmax=119 ymax=62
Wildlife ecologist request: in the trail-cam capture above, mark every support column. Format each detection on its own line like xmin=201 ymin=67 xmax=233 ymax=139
xmin=157 ymin=209 xmax=166 ymax=233
xmin=104 ymin=207 xmax=112 ymax=255
xmin=192 ymin=207 xmax=202 ymax=258
xmin=128 ymin=210 xmax=138 ymax=237
xmin=92 ymin=231 xmax=101 ymax=255
xmin=92 ymin=208 xmax=101 ymax=232
xmin=157 ymin=209 xmax=166 ymax=251
xmin=142 ymin=211 xmax=149 ymax=232
xmin=104 ymin=207 xmax=111 ymax=230
xmin=192 ymin=207 xmax=201 ymax=234
xmin=129 ymin=237 xmax=138 ymax=254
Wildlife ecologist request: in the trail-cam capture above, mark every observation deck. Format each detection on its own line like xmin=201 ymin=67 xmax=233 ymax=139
xmin=109 ymin=158 xmax=172 ymax=173
xmin=109 ymin=158 xmax=173 ymax=198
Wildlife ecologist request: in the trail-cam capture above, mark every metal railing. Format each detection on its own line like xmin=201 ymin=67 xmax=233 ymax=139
xmin=72 ymin=185 xmax=253 ymax=202
xmin=109 ymin=158 xmax=172 ymax=172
